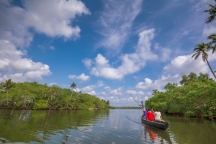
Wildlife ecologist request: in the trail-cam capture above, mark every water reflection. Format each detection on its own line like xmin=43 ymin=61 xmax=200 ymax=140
xmin=143 ymin=125 xmax=173 ymax=144
xmin=165 ymin=115 xmax=216 ymax=144
xmin=0 ymin=109 xmax=216 ymax=144
xmin=0 ymin=109 xmax=109 ymax=143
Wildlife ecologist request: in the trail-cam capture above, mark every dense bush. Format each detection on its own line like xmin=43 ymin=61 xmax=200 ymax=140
xmin=0 ymin=81 xmax=111 ymax=110
xmin=145 ymin=72 xmax=216 ymax=119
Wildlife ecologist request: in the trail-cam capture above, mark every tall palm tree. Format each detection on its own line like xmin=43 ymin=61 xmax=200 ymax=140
xmin=70 ymin=82 xmax=76 ymax=97
xmin=204 ymin=0 xmax=216 ymax=24
xmin=192 ymin=42 xmax=216 ymax=79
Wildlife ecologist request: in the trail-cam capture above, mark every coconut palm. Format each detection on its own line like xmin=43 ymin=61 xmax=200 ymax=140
xmin=70 ymin=82 xmax=76 ymax=97
xmin=192 ymin=42 xmax=216 ymax=79
xmin=204 ymin=0 xmax=216 ymax=24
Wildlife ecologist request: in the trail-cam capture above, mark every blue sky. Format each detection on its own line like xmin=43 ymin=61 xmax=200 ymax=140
xmin=0 ymin=0 xmax=216 ymax=106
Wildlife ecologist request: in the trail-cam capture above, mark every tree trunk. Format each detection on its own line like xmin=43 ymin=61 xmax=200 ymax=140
xmin=205 ymin=57 xmax=216 ymax=79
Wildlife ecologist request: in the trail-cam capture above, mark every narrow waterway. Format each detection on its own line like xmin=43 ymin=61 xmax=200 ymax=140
xmin=0 ymin=109 xmax=215 ymax=144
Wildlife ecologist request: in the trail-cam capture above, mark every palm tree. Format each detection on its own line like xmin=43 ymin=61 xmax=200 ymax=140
xmin=192 ymin=42 xmax=216 ymax=79
xmin=70 ymin=82 xmax=76 ymax=97
xmin=208 ymin=34 xmax=216 ymax=53
xmin=204 ymin=0 xmax=216 ymax=24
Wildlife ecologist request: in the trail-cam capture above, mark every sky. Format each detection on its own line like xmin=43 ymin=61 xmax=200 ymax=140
xmin=0 ymin=0 xmax=216 ymax=106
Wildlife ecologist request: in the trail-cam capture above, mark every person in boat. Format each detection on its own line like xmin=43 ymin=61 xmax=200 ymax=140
xmin=145 ymin=108 xmax=149 ymax=119
xmin=147 ymin=109 xmax=155 ymax=121
xmin=154 ymin=109 xmax=164 ymax=122
xmin=142 ymin=107 xmax=146 ymax=118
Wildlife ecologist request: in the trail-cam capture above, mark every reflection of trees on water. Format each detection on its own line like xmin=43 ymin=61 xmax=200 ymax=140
xmin=165 ymin=116 xmax=216 ymax=144
xmin=0 ymin=109 xmax=109 ymax=143
xmin=18 ymin=110 xmax=32 ymax=121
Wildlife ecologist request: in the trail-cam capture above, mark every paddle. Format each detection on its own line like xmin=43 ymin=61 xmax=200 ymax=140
xmin=129 ymin=93 xmax=142 ymax=107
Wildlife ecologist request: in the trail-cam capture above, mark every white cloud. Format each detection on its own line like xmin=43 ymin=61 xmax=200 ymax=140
xmin=104 ymin=86 xmax=111 ymax=90
xmin=144 ymin=96 xmax=149 ymax=101
xmin=135 ymin=75 xmax=181 ymax=91
xmin=68 ymin=73 xmax=90 ymax=81
xmin=135 ymin=78 xmax=153 ymax=89
xmin=154 ymin=43 xmax=171 ymax=62
xmin=80 ymin=81 xmax=104 ymax=95
xmin=202 ymin=26 xmax=216 ymax=37
xmin=138 ymin=91 xmax=145 ymax=95
xmin=101 ymin=92 xmax=106 ymax=95
xmin=126 ymin=90 xmax=137 ymax=95
xmin=97 ymin=0 xmax=142 ymax=52
xmin=135 ymin=52 xmax=216 ymax=91
xmin=110 ymin=87 xmax=122 ymax=96
xmin=87 ymin=91 xmax=96 ymax=96
xmin=81 ymin=85 xmax=95 ymax=92
xmin=50 ymin=83 xmax=57 ymax=86
xmin=0 ymin=0 xmax=90 ymax=47
xmin=126 ymin=90 xmax=145 ymax=95
xmin=88 ymin=29 xmax=158 ymax=80
xmin=0 ymin=0 xmax=90 ymax=82
xmin=97 ymin=81 xmax=104 ymax=87
xmin=0 ymin=40 xmax=51 ymax=82
xmin=164 ymin=54 xmax=209 ymax=75
xmin=82 ymin=58 xmax=92 ymax=68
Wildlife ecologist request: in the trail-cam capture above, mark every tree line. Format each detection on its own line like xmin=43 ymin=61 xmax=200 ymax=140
xmin=0 ymin=80 xmax=112 ymax=110
xmin=145 ymin=72 xmax=216 ymax=119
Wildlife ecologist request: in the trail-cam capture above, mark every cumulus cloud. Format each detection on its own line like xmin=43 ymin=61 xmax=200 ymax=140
xmin=136 ymin=75 xmax=181 ymax=91
xmin=81 ymin=85 xmax=95 ymax=92
xmin=97 ymin=0 xmax=142 ymax=52
xmin=68 ymin=73 xmax=90 ymax=81
xmin=86 ymin=29 xmax=158 ymax=80
xmin=164 ymin=54 xmax=209 ymax=75
xmin=136 ymin=52 xmax=216 ymax=91
xmin=79 ymin=81 xmax=105 ymax=94
xmin=0 ymin=0 xmax=90 ymax=47
xmin=0 ymin=40 xmax=51 ymax=82
xmin=135 ymin=78 xmax=153 ymax=89
xmin=0 ymin=0 xmax=90 ymax=82
xmin=88 ymin=91 xmax=96 ymax=96
xmin=82 ymin=58 xmax=92 ymax=68
xmin=110 ymin=87 xmax=122 ymax=96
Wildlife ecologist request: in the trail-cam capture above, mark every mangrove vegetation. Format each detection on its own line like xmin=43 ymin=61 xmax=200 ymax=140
xmin=145 ymin=72 xmax=216 ymax=119
xmin=0 ymin=80 xmax=111 ymax=110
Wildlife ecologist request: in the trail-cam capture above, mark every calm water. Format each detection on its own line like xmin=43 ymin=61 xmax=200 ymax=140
xmin=0 ymin=109 xmax=216 ymax=144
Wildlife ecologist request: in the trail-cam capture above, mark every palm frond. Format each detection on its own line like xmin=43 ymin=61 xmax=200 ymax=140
xmin=192 ymin=52 xmax=200 ymax=60
xmin=213 ymin=46 xmax=216 ymax=54
xmin=205 ymin=15 xmax=216 ymax=23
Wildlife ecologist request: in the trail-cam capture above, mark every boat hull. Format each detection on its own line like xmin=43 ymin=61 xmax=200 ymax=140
xmin=141 ymin=117 xmax=169 ymax=131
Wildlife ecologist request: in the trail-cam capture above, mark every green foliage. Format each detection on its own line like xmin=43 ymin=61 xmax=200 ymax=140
xmin=146 ymin=72 xmax=216 ymax=119
xmin=0 ymin=80 xmax=110 ymax=110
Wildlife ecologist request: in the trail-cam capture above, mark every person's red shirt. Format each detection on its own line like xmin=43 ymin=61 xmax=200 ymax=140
xmin=147 ymin=111 xmax=154 ymax=121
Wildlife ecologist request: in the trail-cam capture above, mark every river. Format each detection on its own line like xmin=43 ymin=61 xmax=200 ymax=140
xmin=0 ymin=109 xmax=215 ymax=144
